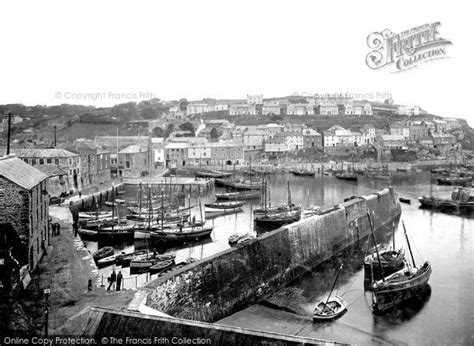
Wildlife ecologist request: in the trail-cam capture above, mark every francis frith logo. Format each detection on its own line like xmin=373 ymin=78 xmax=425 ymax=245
xmin=366 ymin=22 xmax=451 ymax=72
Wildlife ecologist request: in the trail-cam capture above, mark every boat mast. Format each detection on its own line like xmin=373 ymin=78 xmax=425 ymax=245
xmin=402 ymin=221 xmax=416 ymax=267
xmin=392 ymin=222 xmax=395 ymax=250
xmin=111 ymin=183 xmax=115 ymax=231
xmin=160 ymin=187 xmax=164 ymax=229
xmin=367 ymin=211 xmax=384 ymax=280
xmin=287 ymin=181 xmax=292 ymax=210
xmin=139 ymin=181 xmax=142 ymax=218
xmin=323 ymin=264 xmax=343 ymax=310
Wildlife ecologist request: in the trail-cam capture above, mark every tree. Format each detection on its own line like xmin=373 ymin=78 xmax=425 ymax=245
xmin=141 ymin=107 xmax=157 ymax=119
xmin=152 ymin=127 xmax=165 ymax=137
xmin=179 ymin=98 xmax=189 ymax=112
xmin=164 ymin=123 xmax=175 ymax=138
xmin=210 ymin=127 xmax=219 ymax=140
xmin=179 ymin=122 xmax=195 ymax=135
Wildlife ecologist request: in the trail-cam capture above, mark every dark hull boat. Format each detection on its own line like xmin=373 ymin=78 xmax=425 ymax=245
xmin=254 ymin=209 xmax=301 ymax=227
xmin=215 ymin=191 xmax=260 ymax=200
xmin=418 ymin=187 xmax=474 ymax=214
xmin=364 ymin=249 xmax=406 ymax=285
xmin=150 ymin=225 xmax=213 ymax=242
xmin=291 ymin=170 xmax=315 ymax=176
xmin=204 ymin=200 xmax=245 ymax=209
xmin=149 ymin=259 xmax=175 ymax=274
xmin=92 ymin=246 xmax=114 ymax=262
xmin=96 ymin=225 xmax=135 ymax=240
xmin=334 ymin=173 xmax=358 ymax=181
xmin=195 ymin=170 xmax=232 ymax=178
xmin=370 ymin=220 xmax=432 ymax=313
xmin=436 ymin=176 xmax=471 ymax=186
xmin=372 ymin=262 xmax=432 ymax=312
xmin=215 ymin=178 xmax=263 ymax=190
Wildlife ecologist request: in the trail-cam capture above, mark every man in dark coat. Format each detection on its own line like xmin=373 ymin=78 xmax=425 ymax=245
xmin=116 ymin=271 xmax=123 ymax=291
xmin=107 ymin=270 xmax=116 ymax=291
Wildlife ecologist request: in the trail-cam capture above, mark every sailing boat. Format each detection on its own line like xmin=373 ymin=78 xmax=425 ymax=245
xmin=254 ymin=181 xmax=301 ymax=227
xmin=371 ymin=221 xmax=432 ymax=312
xmin=313 ymin=264 xmax=348 ymax=321
xmin=364 ymin=216 xmax=405 ymax=284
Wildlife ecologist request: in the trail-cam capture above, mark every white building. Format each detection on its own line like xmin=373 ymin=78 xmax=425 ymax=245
xmin=344 ymin=103 xmax=373 ymax=116
xmin=398 ymin=105 xmax=421 ymax=116
xmin=319 ymin=102 xmax=339 ymax=115
xmin=275 ymin=132 xmax=304 ymax=151
xmin=151 ymin=138 xmax=165 ymax=166
xmin=262 ymin=101 xmax=281 ymax=115
xmin=247 ymin=94 xmax=263 ymax=105
xmin=229 ymin=104 xmax=257 ymax=116
xmin=287 ymin=103 xmax=314 ymax=116
xmin=187 ymin=103 xmax=215 ymax=115
xmin=361 ymin=124 xmax=376 ymax=144
xmin=323 ymin=125 xmax=361 ymax=147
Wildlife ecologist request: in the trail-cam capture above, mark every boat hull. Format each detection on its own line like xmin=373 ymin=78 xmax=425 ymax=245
xmin=372 ymin=262 xmax=432 ymax=312
xmin=313 ymin=296 xmax=347 ymax=321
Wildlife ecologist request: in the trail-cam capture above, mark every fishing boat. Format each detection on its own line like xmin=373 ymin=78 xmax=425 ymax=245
xmin=228 ymin=233 xmax=255 ymax=246
xmin=204 ymin=200 xmax=245 ymax=209
xmin=371 ymin=221 xmax=432 ymax=312
xmin=97 ymin=251 xmax=127 ymax=267
xmin=116 ymin=190 xmax=126 ymax=195
xmin=399 ymin=197 xmax=411 ymax=204
xmin=313 ymin=264 xmax=347 ymax=321
xmin=430 ymin=167 xmax=447 ymax=174
xmin=436 ymin=175 xmax=471 ymax=186
xmin=291 ymin=170 xmax=315 ymax=176
xmin=77 ymin=228 xmax=98 ymax=238
xmin=396 ymin=167 xmax=410 ymax=172
xmin=254 ymin=181 xmax=301 ymax=226
xmin=418 ymin=187 xmax=474 ymax=213
xmin=195 ymin=170 xmax=232 ymax=179
xmin=78 ymin=211 xmax=113 ymax=220
xmin=215 ymin=190 xmax=260 ymax=200
xmin=364 ymin=217 xmax=406 ymax=285
xmin=149 ymin=259 xmax=175 ymax=274
xmin=205 ymin=208 xmax=243 ymax=219
xmin=254 ymin=209 xmax=301 ymax=226
xmin=334 ymin=172 xmax=358 ymax=181
xmin=92 ymin=246 xmax=114 ymax=262
xmin=96 ymin=224 xmax=135 ymax=240
xmin=150 ymin=225 xmax=214 ymax=242
xmin=214 ymin=178 xmax=263 ymax=190
xmin=301 ymin=205 xmax=321 ymax=219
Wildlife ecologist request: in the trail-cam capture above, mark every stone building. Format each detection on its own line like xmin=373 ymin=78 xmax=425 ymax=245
xmin=36 ymin=165 xmax=69 ymax=198
xmin=58 ymin=141 xmax=111 ymax=187
xmin=0 ymin=155 xmax=49 ymax=289
xmin=287 ymin=103 xmax=314 ymax=116
xmin=118 ymin=144 xmax=153 ymax=178
xmin=0 ymin=148 xmax=81 ymax=192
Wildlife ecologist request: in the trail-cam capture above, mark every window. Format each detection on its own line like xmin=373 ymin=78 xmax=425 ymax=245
xmin=31 ymin=159 xmax=36 ymax=166
xmin=55 ymin=159 xmax=59 ymax=165
xmin=39 ymin=159 xmax=44 ymax=165
xmin=47 ymin=158 xmax=52 ymax=164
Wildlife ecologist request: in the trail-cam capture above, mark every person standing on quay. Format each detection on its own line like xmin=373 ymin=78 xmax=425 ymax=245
xmin=116 ymin=271 xmax=123 ymax=291
xmin=107 ymin=270 xmax=116 ymax=291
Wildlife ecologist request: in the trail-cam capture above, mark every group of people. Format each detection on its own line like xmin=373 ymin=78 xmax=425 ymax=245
xmin=50 ymin=222 xmax=61 ymax=236
xmin=107 ymin=270 xmax=123 ymax=291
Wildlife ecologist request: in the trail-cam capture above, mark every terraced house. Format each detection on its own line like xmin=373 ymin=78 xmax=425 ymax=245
xmin=0 ymin=148 xmax=81 ymax=192
xmin=0 ymin=155 xmax=49 ymax=290
xmin=58 ymin=141 xmax=111 ymax=187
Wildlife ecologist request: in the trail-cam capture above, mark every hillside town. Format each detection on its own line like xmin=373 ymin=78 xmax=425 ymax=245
xmin=0 ymin=93 xmax=469 ymax=196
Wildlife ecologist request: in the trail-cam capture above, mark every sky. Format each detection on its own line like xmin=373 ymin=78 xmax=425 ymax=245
xmin=0 ymin=0 xmax=472 ymax=125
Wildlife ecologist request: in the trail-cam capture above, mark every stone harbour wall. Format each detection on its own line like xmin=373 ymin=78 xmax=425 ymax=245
xmin=144 ymin=187 xmax=401 ymax=322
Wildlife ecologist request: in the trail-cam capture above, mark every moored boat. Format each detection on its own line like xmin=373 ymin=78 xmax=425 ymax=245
xmin=215 ymin=190 xmax=261 ymax=200
xmin=313 ymin=264 xmax=347 ymax=321
xmin=92 ymin=246 xmax=114 ymax=262
xmin=418 ymin=187 xmax=474 ymax=213
xmin=334 ymin=172 xmax=358 ymax=181
xmin=371 ymin=221 xmax=432 ymax=312
xmin=150 ymin=225 xmax=214 ymax=242
xmin=436 ymin=175 xmax=471 ymax=186
xmin=204 ymin=200 xmax=245 ymax=209
xmin=215 ymin=178 xmax=263 ymax=190
xmin=291 ymin=170 xmax=315 ymax=176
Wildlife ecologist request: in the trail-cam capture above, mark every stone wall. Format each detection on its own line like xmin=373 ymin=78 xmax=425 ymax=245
xmin=144 ymin=187 xmax=401 ymax=322
xmin=0 ymin=179 xmax=49 ymax=272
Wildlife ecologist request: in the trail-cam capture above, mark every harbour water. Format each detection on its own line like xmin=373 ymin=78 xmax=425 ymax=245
xmin=82 ymin=172 xmax=473 ymax=343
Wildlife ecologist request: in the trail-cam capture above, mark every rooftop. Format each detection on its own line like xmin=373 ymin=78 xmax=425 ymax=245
xmin=0 ymin=155 xmax=49 ymax=190
xmin=0 ymin=148 xmax=79 ymax=158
